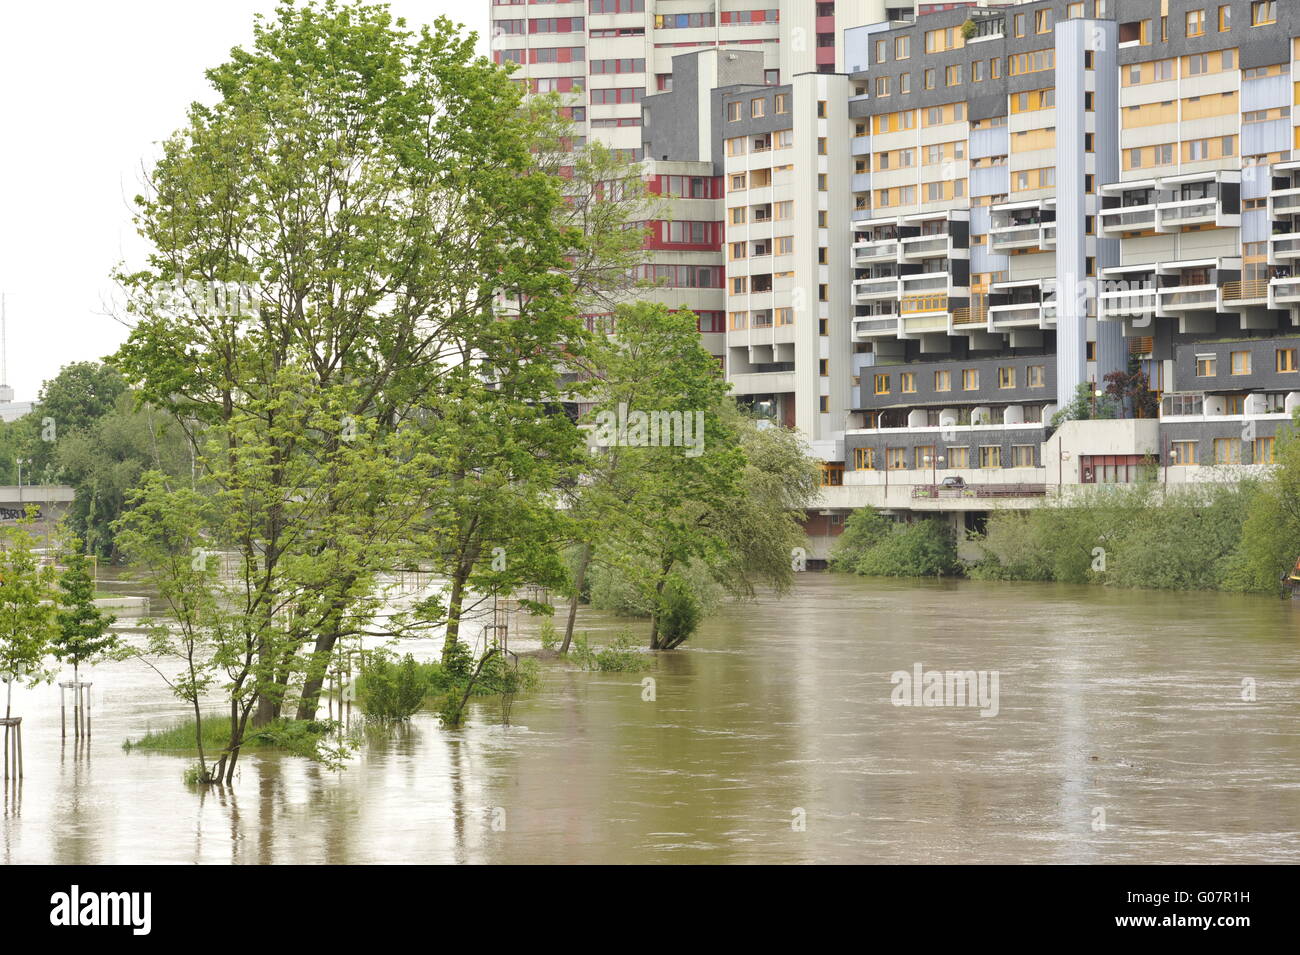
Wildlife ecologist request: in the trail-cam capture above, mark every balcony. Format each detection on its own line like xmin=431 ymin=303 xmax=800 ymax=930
xmin=912 ymin=483 xmax=1046 ymax=500
xmin=1270 ymin=277 xmax=1300 ymax=305
xmin=989 ymin=303 xmax=1045 ymax=328
xmin=853 ymin=275 xmax=901 ymax=302
xmin=1222 ymin=279 xmax=1270 ymax=305
xmin=899 ymin=234 xmax=952 ymax=260
xmin=1101 ymin=172 xmax=1240 ymax=236
xmin=853 ymin=237 xmax=900 ymax=264
xmin=1159 ymin=284 xmax=1219 ymax=312
xmin=989 ymin=200 xmax=1054 ymax=254
xmin=852 ymin=314 xmax=900 ymax=339
xmin=1100 ymin=204 xmax=1157 ymax=235
xmin=1099 ymin=285 xmax=1159 ymax=322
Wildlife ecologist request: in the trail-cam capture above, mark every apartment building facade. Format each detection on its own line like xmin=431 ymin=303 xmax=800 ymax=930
xmin=490 ymin=1 xmax=929 ymax=365
xmin=801 ymin=0 xmax=1300 ymax=553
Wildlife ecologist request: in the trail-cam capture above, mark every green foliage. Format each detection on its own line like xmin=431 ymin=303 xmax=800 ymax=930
xmin=831 ymin=509 xmax=958 ymax=578
xmin=570 ymin=632 xmax=653 ymax=672
xmin=972 ymin=482 xmax=1259 ymax=591
xmin=576 ymin=303 xmax=818 ymax=649
xmin=1050 ymin=381 xmax=1120 ymax=429
xmin=0 ymin=518 xmax=61 ymax=713
xmin=1224 ymin=423 xmax=1300 ymax=592
xmin=53 ymin=538 xmax=119 ymax=679
xmin=656 ymin=575 xmax=701 ymax=649
xmin=538 ymin=619 xmax=560 ymax=651
xmin=126 ymin=715 xmax=348 ymax=771
xmin=357 ymin=653 xmax=429 ymax=721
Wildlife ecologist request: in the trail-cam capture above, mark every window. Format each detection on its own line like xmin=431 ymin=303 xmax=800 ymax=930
xmin=1256 ymin=436 xmax=1276 ymax=464
xmin=979 ymin=445 xmax=1002 ymax=469
xmin=855 ymin=447 xmax=876 ymax=470
xmin=947 ymin=446 xmax=969 ymax=469
xmin=935 ymin=370 xmax=951 ymax=392
xmin=1186 ymin=9 xmax=1206 ymax=37
xmin=1170 ymin=441 xmax=1197 ymax=465
xmin=895 ymin=36 xmax=910 ymax=59
xmin=901 ymin=372 xmax=916 ymax=393
xmin=1035 ymin=9 xmax=1052 ymax=33
xmin=1224 ymin=394 xmax=1246 ymax=415
xmin=819 ymin=358 xmax=829 ymax=377
xmin=962 ymin=368 xmax=979 ymax=390
xmin=1027 ymin=365 xmax=1045 ymax=387
xmin=751 ymin=97 xmax=765 ymax=119
xmin=997 ymin=366 xmax=1016 ymax=389
xmin=1252 ymin=2 xmax=1276 ymax=27
xmin=1231 ymin=350 xmax=1251 ymax=375
xmin=1196 ymin=354 xmax=1217 ymax=377
xmin=1011 ymin=445 xmax=1035 ymax=468
xmin=914 ymin=445 xmax=936 ymax=470
xmin=1278 ymin=348 xmax=1298 ymax=372
xmin=1213 ymin=438 xmax=1242 ymax=464
xmin=774 ymin=93 xmax=788 ymax=114
xmin=886 ymin=447 xmax=907 ymax=470
xmin=874 ymin=373 xmax=890 ymax=395
xmin=819 ymin=397 xmax=830 ymax=414
xmin=727 ymin=101 xmax=742 ymax=122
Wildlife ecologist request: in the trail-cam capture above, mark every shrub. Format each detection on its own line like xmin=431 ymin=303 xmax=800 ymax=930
xmin=657 ymin=575 xmax=701 ymax=648
xmin=357 ymin=653 xmax=430 ymax=721
xmin=832 ymin=509 xmax=958 ymax=578
xmin=571 ymin=631 xmax=653 ymax=671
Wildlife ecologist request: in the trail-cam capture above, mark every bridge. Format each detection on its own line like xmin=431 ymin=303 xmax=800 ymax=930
xmin=0 ymin=485 xmax=75 ymax=531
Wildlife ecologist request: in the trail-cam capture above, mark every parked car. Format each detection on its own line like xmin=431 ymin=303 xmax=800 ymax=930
xmin=940 ymin=476 xmax=966 ymax=489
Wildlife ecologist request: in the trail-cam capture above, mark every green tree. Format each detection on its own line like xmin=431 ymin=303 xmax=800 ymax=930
xmin=0 ymin=517 xmax=59 ymax=719
xmin=112 ymin=0 xmax=583 ymax=725
xmin=25 ymin=362 xmax=129 ymax=482
xmin=53 ymin=538 xmax=119 ymax=683
xmin=575 ymin=303 xmax=816 ymax=650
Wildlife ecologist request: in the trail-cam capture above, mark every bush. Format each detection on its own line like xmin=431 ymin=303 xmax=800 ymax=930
xmin=832 ymin=509 xmax=958 ymax=578
xmin=357 ymin=653 xmax=430 ymax=721
xmin=571 ymin=631 xmax=653 ymax=671
xmin=657 ymin=575 xmax=701 ymax=648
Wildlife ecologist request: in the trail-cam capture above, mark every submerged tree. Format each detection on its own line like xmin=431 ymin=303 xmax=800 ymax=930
xmin=52 ymin=537 xmax=119 ymax=683
xmin=113 ymin=0 xmax=583 ymax=730
xmin=0 ymin=518 xmax=59 ymax=720
xmin=573 ymin=303 xmax=817 ymax=650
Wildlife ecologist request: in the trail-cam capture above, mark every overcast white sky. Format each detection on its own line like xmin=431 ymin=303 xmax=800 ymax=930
xmin=0 ymin=0 xmax=489 ymax=401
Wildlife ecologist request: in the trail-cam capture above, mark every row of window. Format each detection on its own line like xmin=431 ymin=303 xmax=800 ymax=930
xmin=873 ymin=366 xmax=1046 ymax=395
xmin=1128 ymin=2 xmax=1273 ymax=45
xmin=1169 ymin=436 xmax=1275 ymax=466
xmin=853 ymin=445 xmax=1038 ymax=470
xmin=1195 ymin=349 xmax=1297 ymax=377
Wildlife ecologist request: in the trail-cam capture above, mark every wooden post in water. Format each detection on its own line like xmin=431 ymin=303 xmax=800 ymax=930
xmin=59 ymin=681 xmax=93 ymax=739
xmin=0 ymin=717 xmax=21 ymax=780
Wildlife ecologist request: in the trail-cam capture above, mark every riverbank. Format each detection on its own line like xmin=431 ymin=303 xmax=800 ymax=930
xmin=833 ymin=481 xmax=1284 ymax=595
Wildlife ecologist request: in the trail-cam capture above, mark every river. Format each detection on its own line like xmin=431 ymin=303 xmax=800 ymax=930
xmin=2 ymin=573 xmax=1297 ymax=863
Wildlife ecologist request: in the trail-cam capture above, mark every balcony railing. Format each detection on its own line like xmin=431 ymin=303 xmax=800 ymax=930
xmin=1160 ymin=286 xmax=1218 ymax=309
xmin=900 ymin=235 xmax=950 ymax=258
xmin=912 ymin=483 xmax=1047 ymax=499
xmin=1270 ymin=278 xmax=1300 ymax=303
xmin=988 ymin=303 xmax=1043 ymax=326
xmin=1223 ymin=279 xmax=1270 ymax=302
xmin=1101 ymin=206 xmax=1156 ymax=231
xmin=951 ymin=306 xmax=987 ymax=325
xmin=853 ymin=240 xmax=899 ymax=262
xmin=1159 ymin=199 xmax=1219 ymax=225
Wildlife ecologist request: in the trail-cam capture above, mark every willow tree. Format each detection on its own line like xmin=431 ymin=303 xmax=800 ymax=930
xmin=114 ymin=0 xmax=581 ymax=725
xmin=572 ymin=303 xmax=818 ymax=650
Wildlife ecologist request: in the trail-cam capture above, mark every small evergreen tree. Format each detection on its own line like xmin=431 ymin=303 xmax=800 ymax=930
xmin=53 ymin=538 xmax=118 ymax=683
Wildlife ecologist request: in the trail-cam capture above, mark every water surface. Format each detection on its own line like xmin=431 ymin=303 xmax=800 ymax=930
xmin=3 ymin=574 xmax=1297 ymax=863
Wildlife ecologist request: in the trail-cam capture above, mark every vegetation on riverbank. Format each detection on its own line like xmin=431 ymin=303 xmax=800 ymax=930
xmin=830 ymin=509 xmax=959 ymax=578
xmin=834 ymin=426 xmax=1300 ymax=594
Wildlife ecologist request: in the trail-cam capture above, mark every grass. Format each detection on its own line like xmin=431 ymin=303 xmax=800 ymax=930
xmin=123 ymin=714 xmax=336 ymax=754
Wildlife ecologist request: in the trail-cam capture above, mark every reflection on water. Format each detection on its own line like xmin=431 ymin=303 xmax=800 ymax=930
xmin=2 ymin=573 xmax=1298 ymax=863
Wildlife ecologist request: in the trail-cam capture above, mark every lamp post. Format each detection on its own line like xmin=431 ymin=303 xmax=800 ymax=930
xmin=15 ymin=457 xmax=29 ymax=502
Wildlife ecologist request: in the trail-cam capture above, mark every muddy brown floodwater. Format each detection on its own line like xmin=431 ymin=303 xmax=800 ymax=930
xmin=2 ymin=573 xmax=1298 ymax=863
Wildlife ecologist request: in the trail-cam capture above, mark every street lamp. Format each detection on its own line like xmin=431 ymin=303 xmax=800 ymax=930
xmin=15 ymin=457 xmax=29 ymax=489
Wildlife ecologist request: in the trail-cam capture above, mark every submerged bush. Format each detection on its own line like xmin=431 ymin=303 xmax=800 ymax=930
xmin=357 ymin=653 xmax=430 ymax=721
xmin=831 ymin=509 xmax=958 ymax=578
xmin=571 ymin=631 xmax=654 ymax=671
xmin=970 ymin=482 xmax=1259 ymax=591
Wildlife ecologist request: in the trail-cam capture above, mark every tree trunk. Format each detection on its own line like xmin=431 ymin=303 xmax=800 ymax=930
xmin=560 ymin=542 xmax=591 ymax=655
xmin=441 ymin=564 xmax=470 ymax=664
xmin=295 ymin=632 xmax=338 ymax=722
